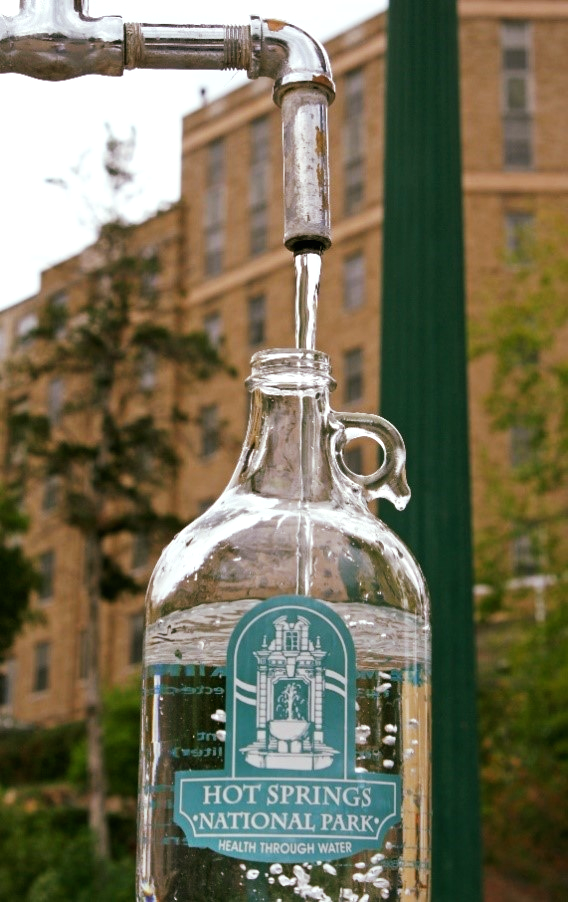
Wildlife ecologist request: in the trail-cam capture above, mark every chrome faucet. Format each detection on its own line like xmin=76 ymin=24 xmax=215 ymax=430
xmin=0 ymin=1 xmax=334 ymax=256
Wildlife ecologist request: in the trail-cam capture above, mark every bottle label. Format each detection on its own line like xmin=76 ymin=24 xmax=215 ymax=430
xmin=174 ymin=595 xmax=400 ymax=863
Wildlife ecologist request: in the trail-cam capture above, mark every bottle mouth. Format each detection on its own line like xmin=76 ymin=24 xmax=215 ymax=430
xmin=247 ymin=348 xmax=336 ymax=391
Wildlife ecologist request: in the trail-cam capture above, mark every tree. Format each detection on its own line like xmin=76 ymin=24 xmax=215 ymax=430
xmin=0 ymin=486 xmax=39 ymax=662
xmin=471 ymin=210 xmax=568 ymax=616
xmin=472 ymin=211 xmax=568 ymax=894
xmin=6 ymin=131 xmax=229 ymax=861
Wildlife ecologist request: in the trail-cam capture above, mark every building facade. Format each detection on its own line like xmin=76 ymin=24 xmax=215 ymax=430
xmin=1 ymin=0 xmax=567 ymax=726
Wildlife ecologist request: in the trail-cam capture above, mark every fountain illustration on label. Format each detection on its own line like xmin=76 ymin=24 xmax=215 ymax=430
xmin=240 ymin=613 xmax=339 ymax=770
xmin=173 ymin=595 xmax=401 ymax=864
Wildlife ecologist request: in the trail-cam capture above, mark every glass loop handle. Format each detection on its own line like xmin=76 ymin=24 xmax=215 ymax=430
xmin=333 ymin=411 xmax=411 ymax=510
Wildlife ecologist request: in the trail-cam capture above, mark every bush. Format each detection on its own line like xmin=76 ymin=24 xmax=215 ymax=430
xmin=0 ymin=721 xmax=84 ymax=785
xmin=0 ymin=804 xmax=134 ymax=901
xmin=67 ymin=681 xmax=141 ymax=796
xmin=479 ymin=598 xmax=568 ymax=897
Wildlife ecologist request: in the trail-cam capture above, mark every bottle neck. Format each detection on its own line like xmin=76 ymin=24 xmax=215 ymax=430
xmin=229 ymin=349 xmax=338 ymax=502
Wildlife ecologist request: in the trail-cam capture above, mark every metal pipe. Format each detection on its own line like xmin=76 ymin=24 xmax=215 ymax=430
xmin=0 ymin=0 xmax=123 ymax=79
xmin=0 ymin=4 xmax=334 ymax=252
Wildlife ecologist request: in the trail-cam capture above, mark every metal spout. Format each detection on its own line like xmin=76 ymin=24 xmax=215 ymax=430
xmin=124 ymin=16 xmax=335 ymax=252
xmin=0 ymin=4 xmax=334 ymax=252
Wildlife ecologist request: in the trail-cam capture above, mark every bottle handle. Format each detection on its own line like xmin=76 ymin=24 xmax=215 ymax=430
xmin=333 ymin=411 xmax=411 ymax=510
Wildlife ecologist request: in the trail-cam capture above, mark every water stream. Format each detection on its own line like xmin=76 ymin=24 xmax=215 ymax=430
xmin=294 ymin=251 xmax=324 ymax=594
xmin=294 ymin=251 xmax=322 ymax=350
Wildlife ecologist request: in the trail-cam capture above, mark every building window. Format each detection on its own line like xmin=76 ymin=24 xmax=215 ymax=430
xmin=132 ymin=532 xmax=150 ymax=571
xmin=505 ymin=211 xmax=534 ymax=261
xmin=6 ymin=395 xmax=28 ymax=468
xmin=285 ymin=631 xmax=300 ymax=652
xmin=248 ymin=294 xmax=266 ymax=346
xmin=511 ymin=531 xmax=538 ymax=577
xmin=47 ymin=377 xmax=64 ymax=425
xmin=343 ymin=68 xmax=365 ymax=214
xmin=15 ymin=312 xmax=38 ymax=348
xmin=204 ymin=138 xmax=226 ymax=275
xmin=33 ymin=642 xmax=50 ymax=693
xmin=47 ymin=290 xmax=68 ymax=338
xmin=501 ymin=21 xmax=533 ymax=169
xmin=0 ymin=659 xmax=15 ymax=708
xmin=510 ymin=423 xmax=536 ymax=469
xmin=42 ymin=475 xmax=60 ymax=512
xmin=38 ymin=550 xmax=55 ymax=601
xmin=344 ymin=444 xmax=364 ymax=475
xmin=78 ymin=629 xmax=89 ymax=680
xmin=344 ymin=348 xmax=363 ymax=403
xmin=140 ymin=249 xmax=160 ymax=300
xmin=129 ymin=612 xmax=144 ymax=665
xmin=250 ymin=116 xmax=270 ymax=255
xmin=200 ymin=404 xmax=219 ymax=458
xmin=343 ymin=252 xmax=366 ymax=310
xmin=139 ymin=348 xmax=157 ymax=392
xmin=204 ymin=311 xmax=223 ymax=349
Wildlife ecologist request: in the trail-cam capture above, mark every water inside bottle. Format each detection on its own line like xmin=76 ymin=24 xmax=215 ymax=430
xmin=138 ymin=600 xmax=430 ymax=901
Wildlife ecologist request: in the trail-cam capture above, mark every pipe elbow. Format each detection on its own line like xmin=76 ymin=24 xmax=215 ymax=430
xmin=254 ymin=17 xmax=335 ymax=106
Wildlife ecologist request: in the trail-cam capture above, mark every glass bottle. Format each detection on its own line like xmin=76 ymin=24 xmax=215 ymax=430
xmin=137 ymin=348 xmax=431 ymax=902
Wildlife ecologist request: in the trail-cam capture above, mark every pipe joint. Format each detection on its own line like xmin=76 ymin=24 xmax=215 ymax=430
xmin=255 ymin=17 xmax=335 ymax=106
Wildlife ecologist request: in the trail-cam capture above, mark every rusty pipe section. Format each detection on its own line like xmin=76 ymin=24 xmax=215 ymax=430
xmin=125 ymin=16 xmax=334 ymax=252
xmin=257 ymin=19 xmax=334 ymax=252
xmin=0 ymin=5 xmax=334 ymax=251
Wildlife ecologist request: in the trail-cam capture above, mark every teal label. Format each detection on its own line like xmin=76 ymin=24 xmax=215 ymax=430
xmin=174 ymin=595 xmax=400 ymax=862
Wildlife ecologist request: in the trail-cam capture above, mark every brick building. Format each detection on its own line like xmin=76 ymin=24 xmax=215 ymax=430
xmin=1 ymin=1 xmax=567 ymax=726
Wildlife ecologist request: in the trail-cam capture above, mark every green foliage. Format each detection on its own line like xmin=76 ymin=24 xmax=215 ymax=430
xmin=0 ymin=721 xmax=84 ymax=785
xmin=0 ymin=486 xmax=40 ymax=659
xmin=472 ymin=211 xmax=568 ymax=894
xmin=471 ymin=212 xmax=568 ymax=597
xmin=67 ymin=683 xmax=141 ymax=797
xmin=0 ymin=804 xmax=134 ymax=901
xmin=479 ymin=598 xmax=568 ymax=897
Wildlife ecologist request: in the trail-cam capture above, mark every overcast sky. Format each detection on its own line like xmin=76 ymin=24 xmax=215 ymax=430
xmin=0 ymin=1 xmax=388 ymax=310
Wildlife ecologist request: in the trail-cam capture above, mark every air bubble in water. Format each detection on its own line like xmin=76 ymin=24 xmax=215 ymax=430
xmin=215 ymin=729 xmax=226 ymax=742
xmin=246 ymin=869 xmax=259 ymax=880
xmin=382 ymin=734 xmax=396 ymax=746
xmin=385 ymin=724 xmax=397 ymax=733
xmin=383 ymin=759 xmax=395 ymax=768
xmin=322 ymin=863 xmax=336 ymax=875
xmin=293 ymin=864 xmax=308 ymax=885
xmin=355 ymin=725 xmax=371 ymax=744
xmin=211 ymin=709 xmax=226 ymax=723
xmin=269 ymin=863 xmax=283 ymax=875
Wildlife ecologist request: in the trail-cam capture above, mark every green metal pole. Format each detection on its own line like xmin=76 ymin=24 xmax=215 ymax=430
xmin=380 ymin=2 xmax=482 ymax=900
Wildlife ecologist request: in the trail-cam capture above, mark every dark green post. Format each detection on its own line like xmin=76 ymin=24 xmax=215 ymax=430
xmin=380 ymin=1 xmax=482 ymax=899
